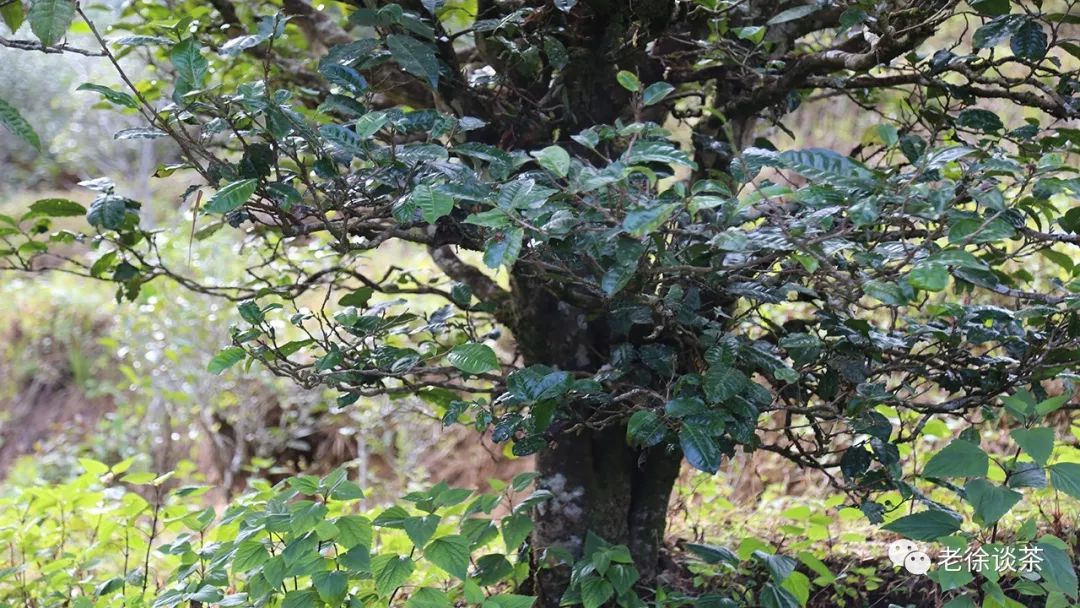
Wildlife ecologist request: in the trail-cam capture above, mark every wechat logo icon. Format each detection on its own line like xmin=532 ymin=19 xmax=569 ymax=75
xmin=888 ymin=539 xmax=932 ymax=575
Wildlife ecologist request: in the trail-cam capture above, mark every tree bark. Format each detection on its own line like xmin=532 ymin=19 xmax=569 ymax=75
xmin=531 ymin=425 xmax=683 ymax=607
xmin=509 ymin=271 xmax=683 ymax=606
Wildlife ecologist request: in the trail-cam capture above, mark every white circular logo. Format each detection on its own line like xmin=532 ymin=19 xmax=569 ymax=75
xmin=904 ymin=550 xmax=932 ymax=575
xmin=888 ymin=539 xmax=919 ymax=567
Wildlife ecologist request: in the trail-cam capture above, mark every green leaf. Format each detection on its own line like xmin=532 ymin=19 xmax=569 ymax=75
xmin=680 ymin=425 xmax=721 ymax=473
xmin=387 ymin=35 xmax=440 ymax=89
xmin=623 ymin=203 xmax=678 ymax=237
xmin=642 ymin=82 xmax=675 ymax=106
xmin=372 ymin=554 xmax=414 ymax=597
xmin=87 ymin=195 xmax=131 ymax=230
xmin=483 ymin=227 xmax=524 ymax=268
xmin=1049 ymin=463 xmax=1080 ymax=499
xmin=208 ymin=347 xmax=246 ymax=374
xmin=27 ymin=0 xmax=74 ymax=47
xmin=1038 ymin=542 xmax=1079 ymax=599
xmin=923 ymin=439 xmax=989 ymax=478
xmin=1010 ymin=427 xmax=1054 ymax=466
xmin=908 ymin=262 xmax=949 ymax=291
xmin=970 ymin=0 xmax=1009 ymax=16
xmin=0 ymin=95 xmax=40 ymax=150
xmin=627 ymin=410 xmax=667 ymax=447
xmin=410 ymin=184 xmax=454 ymax=223
xmin=580 ymin=576 xmax=614 ymax=608
xmin=232 ymin=540 xmax=270 ymax=573
xmin=702 ymin=365 xmax=749 ymax=403
xmin=29 ymin=198 xmax=85 ymax=217
xmin=956 ymin=108 xmax=1004 ymax=133
xmin=171 ymin=37 xmax=208 ymax=88
xmin=281 ymin=589 xmax=318 ymax=608
xmin=964 ymin=478 xmax=1021 ymax=525
xmin=404 ymin=515 xmax=440 ymax=549
xmin=624 ymin=141 xmax=695 ymax=168
xmin=76 ymin=83 xmax=138 ymax=109
xmin=313 ymin=571 xmax=348 ymax=605
xmin=531 ymin=145 xmax=571 ymax=178
xmin=1010 ymin=18 xmax=1047 ymax=59
xmin=882 ymin=510 xmax=962 ymax=540
xmin=424 ymin=535 xmax=470 ymax=579
xmin=759 ymin=583 xmax=800 ymax=608
xmin=1036 ymin=393 xmax=1070 ymax=416
xmin=973 ymin=16 xmax=1016 ymax=48
xmin=615 ymin=70 xmax=640 ymax=92
xmin=408 ymin=588 xmax=454 ymax=608
xmin=320 ymin=63 xmax=368 ymax=95
xmin=320 ymin=124 xmax=364 ymax=156
xmin=354 ymin=111 xmax=389 ymax=139
xmin=1 ymin=0 xmax=25 ymax=32
xmin=500 ymin=512 xmax=532 ymax=552
xmin=485 ymin=595 xmax=536 ymax=608
xmin=447 ymin=343 xmax=499 ymax=374
xmin=767 ymin=4 xmax=820 ymax=24
xmin=204 ymin=179 xmax=258 ymax=214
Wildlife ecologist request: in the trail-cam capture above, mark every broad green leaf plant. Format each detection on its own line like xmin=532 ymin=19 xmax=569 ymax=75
xmin=1 ymin=0 xmax=1079 ymax=605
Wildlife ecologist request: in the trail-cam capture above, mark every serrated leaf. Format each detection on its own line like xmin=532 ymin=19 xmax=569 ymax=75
xmin=410 ymin=184 xmax=454 ymax=223
xmin=424 ymin=535 xmax=469 ymax=579
xmin=627 ymin=410 xmax=667 ymax=447
xmin=447 ymin=343 xmax=499 ymax=374
xmin=204 ymin=179 xmax=258 ymax=214
xmin=501 ymin=512 xmax=532 ymax=552
xmin=964 ymin=478 xmax=1021 ymax=525
xmin=354 ymin=111 xmax=388 ymax=139
xmin=1010 ymin=427 xmax=1054 ymax=465
xmin=0 ymin=95 xmax=40 ymax=150
xmin=767 ymin=4 xmax=820 ymax=24
xmin=1 ymin=0 xmax=25 ymax=32
xmin=171 ymin=37 xmax=208 ymax=88
xmin=623 ymin=203 xmax=678 ymax=237
xmin=624 ymin=141 xmax=694 ymax=168
xmin=408 ymin=588 xmax=453 ymax=608
xmin=1038 ymin=543 xmax=1079 ymax=599
xmin=232 ymin=540 xmax=270 ymax=573
xmin=320 ymin=63 xmax=369 ymax=95
xmin=27 ymin=0 xmax=74 ymax=47
xmin=1049 ymin=463 xmax=1080 ymax=499
xmin=208 ymin=347 xmax=246 ymax=374
xmin=580 ymin=577 xmax=614 ymax=608
xmin=908 ymin=262 xmax=949 ymax=291
xmin=483 ymin=227 xmax=523 ymax=268
xmin=372 ymin=554 xmax=414 ymax=597
xmin=404 ymin=515 xmax=440 ymax=548
xmin=680 ymin=425 xmax=721 ymax=473
xmin=1010 ymin=18 xmax=1046 ymax=59
xmin=973 ymin=15 xmax=1017 ymax=48
xmin=387 ymin=34 xmax=439 ymax=89
xmin=320 ymin=124 xmax=363 ymax=156
xmin=531 ymin=145 xmax=570 ymax=178
xmin=882 ymin=510 xmax=962 ymax=540
xmin=114 ymin=127 xmax=167 ymax=140
xmin=29 ymin=198 xmax=85 ymax=217
xmin=76 ymin=83 xmax=138 ymax=109
xmin=956 ymin=108 xmax=1003 ymax=133
xmin=923 ymin=439 xmax=989 ymax=478
xmin=87 ymin=195 xmax=131 ymax=230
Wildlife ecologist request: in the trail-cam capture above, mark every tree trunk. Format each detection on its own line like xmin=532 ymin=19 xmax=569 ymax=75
xmin=530 ymin=425 xmax=683 ymax=607
xmin=508 ymin=269 xmax=683 ymax=605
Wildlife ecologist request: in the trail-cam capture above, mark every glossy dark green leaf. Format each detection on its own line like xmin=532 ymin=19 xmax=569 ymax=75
xmin=27 ymin=0 xmax=74 ymax=47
